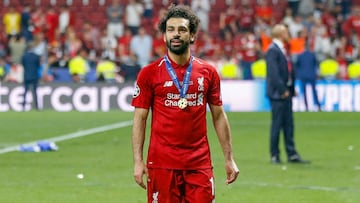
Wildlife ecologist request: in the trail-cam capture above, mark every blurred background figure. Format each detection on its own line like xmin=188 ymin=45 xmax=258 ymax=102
xmin=68 ymin=48 xmax=90 ymax=83
xmin=96 ymin=56 xmax=118 ymax=83
xmin=21 ymin=42 xmax=41 ymax=111
xmin=2 ymin=5 xmax=21 ymax=40
xmin=125 ymin=0 xmax=144 ymax=35
xmin=129 ymin=26 xmax=152 ymax=68
xmin=296 ymin=45 xmax=322 ymax=112
xmin=191 ymin=0 xmax=210 ymax=32
xmin=106 ymin=0 xmax=124 ymax=39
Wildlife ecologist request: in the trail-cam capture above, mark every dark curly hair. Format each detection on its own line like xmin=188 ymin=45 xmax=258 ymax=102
xmin=158 ymin=5 xmax=200 ymax=36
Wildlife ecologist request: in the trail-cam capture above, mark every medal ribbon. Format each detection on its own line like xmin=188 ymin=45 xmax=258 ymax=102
xmin=164 ymin=55 xmax=193 ymax=99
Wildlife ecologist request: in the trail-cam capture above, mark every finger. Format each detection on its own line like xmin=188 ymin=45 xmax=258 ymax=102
xmin=135 ymin=177 xmax=147 ymax=190
xmin=226 ymin=170 xmax=239 ymax=185
xmin=134 ymin=175 xmax=147 ymax=190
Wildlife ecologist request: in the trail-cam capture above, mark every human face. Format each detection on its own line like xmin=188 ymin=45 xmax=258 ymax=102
xmin=280 ymin=26 xmax=290 ymax=43
xmin=164 ymin=18 xmax=194 ymax=55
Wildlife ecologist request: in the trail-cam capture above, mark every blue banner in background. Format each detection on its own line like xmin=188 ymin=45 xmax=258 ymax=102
xmin=221 ymin=80 xmax=360 ymax=112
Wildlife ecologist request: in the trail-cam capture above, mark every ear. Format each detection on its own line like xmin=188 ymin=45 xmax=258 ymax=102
xmin=190 ymin=34 xmax=195 ymax=43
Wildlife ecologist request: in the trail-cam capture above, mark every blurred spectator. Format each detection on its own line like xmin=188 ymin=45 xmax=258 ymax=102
xmin=237 ymin=31 xmax=260 ymax=80
xmin=298 ymin=0 xmax=315 ymax=18
xmin=100 ymin=29 xmax=118 ymax=61
xmin=338 ymin=34 xmax=357 ymax=64
xmin=251 ymin=58 xmax=267 ymax=80
xmin=195 ymin=32 xmax=218 ymax=60
xmin=20 ymin=4 xmax=33 ymax=42
xmin=336 ymin=47 xmax=349 ymax=80
xmin=8 ymin=35 xmax=27 ymax=65
xmin=125 ymin=0 xmax=144 ymax=35
xmin=96 ymin=56 xmax=118 ymax=83
xmin=287 ymin=0 xmax=300 ymax=17
xmin=143 ymin=0 xmax=154 ymax=20
xmin=58 ymin=5 xmax=75 ymax=35
xmin=106 ymin=0 xmax=124 ymax=39
xmin=283 ymin=7 xmax=295 ymax=27
xmin=31 ymin=32 xmax=48 ymax=69
xmin=81 ymin=21 xmax=101 ymax=57
xmin=289 ymin=30 xmax=306 ymax=63
xmin=117 ymin=27 xmax=133 ymax=60
xmin=296 ymin=46 xmax=322 ymax=111
xmin=152 ymin=7 xmax=167 ymax=31
xmin=336 ymin=0 xmax=352 ymax=19
xmin=4 ymin=63 xmax=24 ymax=83
xmin=64 ymin=28 xmax=82 ymax=58
xmin=191 ymin=0 xmax=211 ymax=32
xmin=130 ymin=26 xmax=152 ymax=68
xmin=68 ymin=48 xmax=90 ymax=83
xmin=319 ymin=56 xmax=339 ymax=80
xmin=218 ymin=30 xmax=235 ymax=58
xmin=0 ymin=57 xmax=10 ymax=81
xmin=219 ymin=1 xmax=239 ymax=37
xmin=218 ymin=55 xmax=241 ymax=80
xmin=119 ymin=54 xmax=141 ymax=82
xmin=31 ymin=7 xmax=46 ymax=36
xmin=238 ymin=0 xmax=254 ymax=32
xmin=342 ymin=5 xmax=360 ymax=38
xmin=152 ymin=30 xmax=167 ymax=59
xmin=2 ymin=5 xmax=21 ymax=40
xmin=21 ymin=42 xmax=41 ymax=110
xmin=347 ymin=57 xmax=360 ymax=80
xmin=288 ymin=15 xmax=304 ymax=38
xmin=45 ymin=6 xmax=59 ymax=45
xmin=0 ymin=38 xmax=7 ymax=58
xmin=254 ymin=0 xmax=273 ymax=24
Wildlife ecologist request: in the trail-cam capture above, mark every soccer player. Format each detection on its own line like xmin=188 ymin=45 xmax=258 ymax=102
xmin=131 ymin=5 xmax=239 ymax=203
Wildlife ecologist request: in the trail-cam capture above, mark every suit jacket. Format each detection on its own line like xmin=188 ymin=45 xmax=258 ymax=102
xmin=265 ymin=43 xmax=295 ymax=100
xmin=295 ymin=49 xmax=318 ymax=81
xmin=22 ymin=51 xmax=41 ymax=81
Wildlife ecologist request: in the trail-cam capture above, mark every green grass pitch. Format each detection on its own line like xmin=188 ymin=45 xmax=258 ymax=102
xmin=0 ymin=111 xmax=359 ymax=203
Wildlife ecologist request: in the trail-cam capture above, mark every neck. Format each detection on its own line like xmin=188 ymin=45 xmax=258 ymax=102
xmin=168 ymin=50 xmax=191 ymax=66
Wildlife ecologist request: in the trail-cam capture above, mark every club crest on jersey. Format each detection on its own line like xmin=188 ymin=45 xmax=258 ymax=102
xmin=198 ymin=77 xmax=204 ymax=91
xmin=152 ymin=192 xmax=159 ymax=203
xmin=133 ymin=84 xmax=140 ymax=98
xmin=163 ymin=81 xmax=173 ymax=87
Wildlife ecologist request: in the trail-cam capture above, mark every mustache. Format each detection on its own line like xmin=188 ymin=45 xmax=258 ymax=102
xmin=170 ymin=37 xmax=182 ymax=41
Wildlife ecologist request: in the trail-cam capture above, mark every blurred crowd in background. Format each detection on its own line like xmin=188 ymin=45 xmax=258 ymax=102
xmin=1 ymin=0 xmax=360 ymax=84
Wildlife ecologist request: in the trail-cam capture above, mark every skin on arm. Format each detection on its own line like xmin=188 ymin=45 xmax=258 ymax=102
xmin=132 ymin=107 xmax=149 ymax=190
xmin=209 ymin=104 xmax=239 ymax=185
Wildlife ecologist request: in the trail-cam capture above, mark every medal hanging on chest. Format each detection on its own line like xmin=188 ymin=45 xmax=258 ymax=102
xmin=164 ymin=55 xmax=194 ymax=109
xmin=178 ymin=98 xmax=188 ymax=109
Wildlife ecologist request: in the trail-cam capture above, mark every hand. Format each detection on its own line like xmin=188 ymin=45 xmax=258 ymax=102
xmin=133 ymin=161 xmax=148 ymax=190
xmin=225 ymin=159 xmax=239 ymax=185
xmin=281 ymin=90 xmax=290 ymax=99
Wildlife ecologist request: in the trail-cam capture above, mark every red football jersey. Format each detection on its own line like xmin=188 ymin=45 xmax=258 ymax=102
xmin=132 ymin=55 xmax=222 ymax=170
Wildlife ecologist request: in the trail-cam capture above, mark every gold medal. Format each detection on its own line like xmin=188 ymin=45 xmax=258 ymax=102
xmin=178 ymin=98 xmax=188 ymax=109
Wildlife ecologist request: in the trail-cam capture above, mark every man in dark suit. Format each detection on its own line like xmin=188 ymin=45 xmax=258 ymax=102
xmin=22 ymin=42 xmax=41 ymax=110
xmin=296 ymin=46 xmax=322 ymax=111
xmin=265 ymin=24 xmax=310 ymax=164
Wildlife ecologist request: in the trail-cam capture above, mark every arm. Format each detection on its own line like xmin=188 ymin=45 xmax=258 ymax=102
xmin=132 ymin=107 xmax=149 ymax=190
xmin=209 ymin=104 xmax=239 ymax=185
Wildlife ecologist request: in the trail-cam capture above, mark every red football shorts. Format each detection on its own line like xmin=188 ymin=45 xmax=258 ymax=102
xmin=147 ymin=168 xmax=215 ymax=203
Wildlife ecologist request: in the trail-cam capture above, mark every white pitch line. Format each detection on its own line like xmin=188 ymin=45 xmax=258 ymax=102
xmin=241 ymin=181 xmax=359 ymax=192
xmin=0 ymin=120 xmax=133 ymax=155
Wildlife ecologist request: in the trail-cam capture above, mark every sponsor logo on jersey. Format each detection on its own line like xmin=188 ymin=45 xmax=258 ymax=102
xmin=163 ymin=81 xmax=173 ymax=87
xmin=152 ymin=192 xmax=159 ymax=203
xmin=133 ymin=84 xmax=140 ymax=98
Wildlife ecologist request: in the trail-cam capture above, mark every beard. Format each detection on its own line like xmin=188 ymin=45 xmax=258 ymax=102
xmin=166 ymin=37 xmax=190 ymax=55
